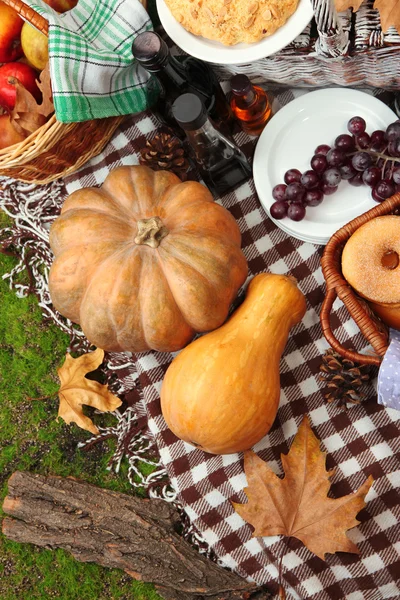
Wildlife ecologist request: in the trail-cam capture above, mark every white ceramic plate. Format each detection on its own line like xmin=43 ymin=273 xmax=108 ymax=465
xmin=253 ymin=88 xmax=399 ymax=245
xmin=156 ymin=0 xmax=313 ymax=65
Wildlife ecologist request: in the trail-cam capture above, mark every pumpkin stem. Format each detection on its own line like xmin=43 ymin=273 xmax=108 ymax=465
xmin=134 ymin=217 xmax=169 ymax=248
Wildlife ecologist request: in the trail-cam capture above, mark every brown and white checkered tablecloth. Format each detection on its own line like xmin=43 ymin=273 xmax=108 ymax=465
xmin=64 ymin=88 xmax=400 ymax=599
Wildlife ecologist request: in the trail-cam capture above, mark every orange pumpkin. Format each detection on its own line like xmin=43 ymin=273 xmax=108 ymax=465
xmin=49 ymin=165 xmax=248 ymax=353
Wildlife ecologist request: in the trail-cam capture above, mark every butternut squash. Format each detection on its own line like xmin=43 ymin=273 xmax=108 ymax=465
xmin=160 ymin=272 xmax=307 ymax=455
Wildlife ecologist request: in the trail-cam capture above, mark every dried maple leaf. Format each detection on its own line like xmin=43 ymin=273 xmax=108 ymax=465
xmin=233 ymin=416 xmax=373 ymax=560
xmin=10 ymin=63 xmax=54 ymax=136
xmin=57 ymin=348 xmax=122 ymax=435
xmin=335 ymin=0 xmax=400 ymax=32
xmin=35 ymin=64 xmax=54 ymax=117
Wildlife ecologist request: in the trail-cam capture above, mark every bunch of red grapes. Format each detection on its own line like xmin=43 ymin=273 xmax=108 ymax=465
xmin=270 ymin=116 xmax=400 ymax=222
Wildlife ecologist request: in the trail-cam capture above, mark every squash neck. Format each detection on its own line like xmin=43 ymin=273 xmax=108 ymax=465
xmin=134 ymin=217 xmax=169 ymax=249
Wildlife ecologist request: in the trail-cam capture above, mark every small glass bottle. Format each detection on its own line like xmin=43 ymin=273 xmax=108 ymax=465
xmin=132 ymin=31 xmax=233 ymax=135
xmin=230 ymin=74 xmax=272 ymax=136
xmin=172 ymin=93 xmax=251 ymax=196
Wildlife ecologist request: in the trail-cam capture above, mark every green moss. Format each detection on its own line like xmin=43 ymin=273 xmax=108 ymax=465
xmin=0 ymin=246 xmax=160 ymax=599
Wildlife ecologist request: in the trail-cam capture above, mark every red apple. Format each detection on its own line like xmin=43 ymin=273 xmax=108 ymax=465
xmin=42 ymin=0 xmax=78 ymax=12
xmin=0 ymin=1 xmax=24 ymax=63
xmin=0 ymin=62 xmax=41 ymax=111
xmin=0 ymin=114 xmax=25 ymax=150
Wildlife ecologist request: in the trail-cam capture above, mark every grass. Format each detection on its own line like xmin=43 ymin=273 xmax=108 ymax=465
xmin=0 ymin=212 xmax=160 ymax=599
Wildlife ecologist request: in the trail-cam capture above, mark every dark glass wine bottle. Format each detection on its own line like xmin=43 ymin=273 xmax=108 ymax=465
xmin=172 ymin=93 xmax=251 ymax=196
xmin=132 ymin=31 xmax=233 ymax=134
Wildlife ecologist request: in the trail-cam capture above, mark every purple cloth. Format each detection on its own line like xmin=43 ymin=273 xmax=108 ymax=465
xmin=377 ymin=329 xmax=400 ymax=411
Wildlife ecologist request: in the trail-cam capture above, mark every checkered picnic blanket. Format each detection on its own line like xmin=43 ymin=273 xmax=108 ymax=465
xmin=63 ymin=88 xmax=400 ymax=599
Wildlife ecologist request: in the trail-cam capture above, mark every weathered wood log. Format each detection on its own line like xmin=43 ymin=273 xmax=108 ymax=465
xmin=2 ymin=472 xmax=265 ymax=600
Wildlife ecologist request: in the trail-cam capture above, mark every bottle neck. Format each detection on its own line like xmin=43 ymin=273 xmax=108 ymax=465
xmin=234 ymin=87 xmax=256 ymax=107
xmin=148 ymin=54 xmax=186 ymax=91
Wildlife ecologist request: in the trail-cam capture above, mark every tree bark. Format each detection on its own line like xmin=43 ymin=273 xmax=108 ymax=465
xmin=2 ymin=472 xmax=265 ymax=600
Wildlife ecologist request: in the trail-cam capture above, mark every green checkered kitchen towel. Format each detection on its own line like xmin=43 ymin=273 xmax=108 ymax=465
xmin=27 ymin=0 xmax=153 ymax=123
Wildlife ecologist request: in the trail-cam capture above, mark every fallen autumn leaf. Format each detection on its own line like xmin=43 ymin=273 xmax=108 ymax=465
xmin=233 ymin=416 xmax=373 ymax=560
xmin=57 ymin=348 xmax=122 ymax=435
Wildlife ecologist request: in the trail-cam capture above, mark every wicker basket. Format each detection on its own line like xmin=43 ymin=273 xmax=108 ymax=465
xmin=216 ymin=0 xmax=400 ymax=89
xmin=320 ymin=194 xmax=400 ymax=366
xmin=0 ymin=0 xmax=124 ymax=184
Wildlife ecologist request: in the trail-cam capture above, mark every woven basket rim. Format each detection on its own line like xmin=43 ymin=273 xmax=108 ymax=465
xmin=320 ymin=194 xmax=400 ymax=366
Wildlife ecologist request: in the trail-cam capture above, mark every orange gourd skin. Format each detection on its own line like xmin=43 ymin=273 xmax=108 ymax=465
xmin=160 ymin=273 xmax=307 ymax=455
xmin=49 ymin=166 xmax=247 ymax=353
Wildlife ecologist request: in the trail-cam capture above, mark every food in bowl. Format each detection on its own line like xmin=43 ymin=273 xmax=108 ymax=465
xmin=163 ymin=0 xmax=299 ymax=45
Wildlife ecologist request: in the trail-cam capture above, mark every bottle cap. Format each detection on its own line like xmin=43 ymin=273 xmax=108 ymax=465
xmin=230 ymin=74 xmax=252 ymax=96
xmin=132 ymin=31 xmax=169 ymax=71
xmin=172 ymin=93 xmax=207 ymax=131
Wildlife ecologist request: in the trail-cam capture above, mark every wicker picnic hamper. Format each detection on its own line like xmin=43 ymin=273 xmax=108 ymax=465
xmin=320 ymin=193 xmax=400 ymax=366
xmin=216 ymin=0 xmax=400 ymax=88
xmin=0 ymin=0 xmax=124 ymax=184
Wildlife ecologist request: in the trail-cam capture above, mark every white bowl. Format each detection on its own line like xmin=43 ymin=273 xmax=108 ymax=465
xmin=156 ymin=0 xmax=313 ymax=64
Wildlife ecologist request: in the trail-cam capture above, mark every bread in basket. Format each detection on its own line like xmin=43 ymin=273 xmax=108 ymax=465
xmin=320 ymin=194 xmax=400 ymax=366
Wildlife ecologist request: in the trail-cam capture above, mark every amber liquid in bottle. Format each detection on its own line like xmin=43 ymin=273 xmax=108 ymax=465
xmin=230 ymin=74 xmax=272 ymax=137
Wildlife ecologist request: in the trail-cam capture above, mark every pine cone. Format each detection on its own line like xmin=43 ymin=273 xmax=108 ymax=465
xmin=319 ymin=349 xmax=372 ymax=409
xmin=139 ymin=133 xmax=189 ymax=181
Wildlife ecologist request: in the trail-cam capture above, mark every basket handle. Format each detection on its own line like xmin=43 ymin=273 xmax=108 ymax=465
xmin=2 ymin=0 xmax=49 ymax=36
xmin=312 ymin=0 xmax=349 ymax=57
xmin=320 ymin=288 xmax=384 ymax=366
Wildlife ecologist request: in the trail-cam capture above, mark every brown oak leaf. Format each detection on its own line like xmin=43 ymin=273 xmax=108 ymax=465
xmin=11 ymin=63 xmax=54 ymax=136
xmin=57 ymin=348 xmax=122 ymax=435
xmin=335 ymin=0 xmax=400 ymax=32
xmin=232 ymin=416 xmax=373 ymax=560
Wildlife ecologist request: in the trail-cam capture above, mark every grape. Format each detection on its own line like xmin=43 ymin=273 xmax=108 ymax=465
xmin=274 ymin=116 xmax=400 ymax=217
xmin=339 ymin=161 xmax=356 ymax=180
xmin=310 ymin=154 xmax=328 ymax=173
xmin=272 ymin=184 xmax=287 ymax=201
xmin=321 ymin=182 xmax=338 ymax=195
xmin=370 ymin=130 xmax=386 ymax=151
xmin=386 ymin=121 xmax=400 ymax=141
xmin=315 ymin=144 xmax=331 ymax=156
xmin=304 ymin=189 xmax=324 ymax=207
xmin=348 ymin=172 xmax=363 ymax=186
xmin=285 ymin=182 xmax=305 ymax=202
xmin=355 ymin=132 xmax=371 ymax=150
xmin=348 ymin=116 xmax=366 ymax=135
xmin=388 ymin=139 xmax=400 ymax=158
xmin=287 ymin=203 xmax=306 ymax=221
xmin=300 ymin=170 xmax=320 ymax=189
xmin=362 ymin=166 xmax=381 ymax=187
xmin=335 ymin=134 xmax=355 ymax=153
xmin=372 ymin=188 xmax=385 ymax=202
xmin=352 ymin=151 xmax=372 ymax=171
xmin=323 ymin=168 xmax=341 ymax=188
xmin=284 ymin=169 xmax=302 ymax=184
xmin=393 ymin=167 xmax=400 ymax=185
xmin=270 ymin=201 xmax=289 ymax=219
xmin=327 ymin=148 xmax=345 ymax=167
xmin=375 ymin=179 xmax=395 ymax=199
